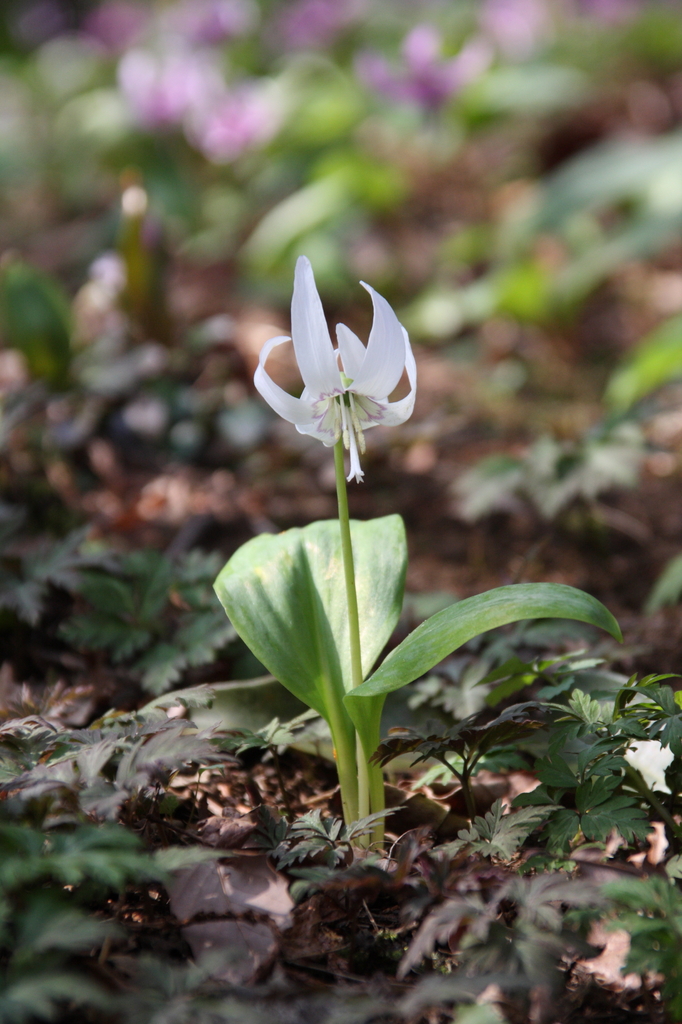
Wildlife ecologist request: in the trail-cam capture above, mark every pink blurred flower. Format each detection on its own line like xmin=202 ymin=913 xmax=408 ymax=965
xmin=118 ymin=47 xmax=222 ymax=129
xmin=83 ymin=1 xmax=147 ymax=53
xmin=276 ymin=0 xmax=364 ymax=50
xmin=171 ymin=0 xmax=257 ymax=45
xmin=480 ymin=0 xmax=551 ymax=59
xmin=575 ymin=0 xmax=641 ymax=22
xmin=190 ymin=83 xmax=281 ymax=163
xmin=357 ymin=25 xmax=492 ymax=111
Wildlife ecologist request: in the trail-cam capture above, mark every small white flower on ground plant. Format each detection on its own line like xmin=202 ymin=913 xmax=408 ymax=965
xmin=254 ymin=256 xmax=416 ymax=482
xmin=624 ymin=739 xmax=674 ymax=794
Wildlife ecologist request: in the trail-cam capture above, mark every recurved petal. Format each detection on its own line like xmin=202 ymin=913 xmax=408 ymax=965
xmin=254 ymin=335 xmax=314 ymax=426
xmin=375 ymin=326 xmax=417 ymax=426
xmin=336 ymin=323 xmax=366 ymax=381
xmin=349 ymin=283 xmax=406 ymax=398
xmin=291 ymin=256 xmax=340 ymax=394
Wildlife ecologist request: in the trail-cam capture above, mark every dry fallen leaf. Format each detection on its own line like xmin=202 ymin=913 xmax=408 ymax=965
xmin=183 ymin=919 xmax=277 ymax=984
xmin=199 ymin=813 xmax=258 ymax=850
xmin=646 ymin=821 xmax=668 ymax=865
xmin=281 ymin=893 xmax=347 ymax=961
xmin=218 ymin=856 xmax=293 ymax=928
xmin=578 ymin=922 xmax=640 ymax=991
xmin=167 ymin=855 xmax=294 ymax=983
xmin=168 ymin=856 xmax=293 ymax=929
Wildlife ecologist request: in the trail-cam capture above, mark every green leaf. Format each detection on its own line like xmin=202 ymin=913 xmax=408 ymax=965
xmin=0 ymin=576 xmax=43 ymax=626
xmin=536 ymin=756 xmax=577 ymax=789
xmin=605 ymin=313 xmax=682 ymax=412
xmin=346 ymin=584 xmax=621 ymax=718
xmin=132 ymin=550 xmax=175 ymax=621
xmin=1 ymin=972 xmax=112 ymax=1019
xmin=219 ymin=708 xmax=321 ymax=754
xmin=0 ymin=527 xmax=107 ymax=626
xmin=565 ymin=688 xmax=605 ymax=726
xmin=137 ymin=684 xmax=216 ymax=718
xmin=605 ymin=875 xmax=682 ymax=1017
xmin=481 ymin=656 xmax=540 ymax=705
xmin=75 ymin=573 xmax=136 ymax=617
xmin=543 ymin=808 xmax=581 ymax=852
xmin=0 ymin=258 xmax=72 ymax=388
xmin=62 ymin=613 xmax=151 ymax=661
xmin=135 ymin=642 xmax=186 ymax=695
xmin=575 ymin=774 xmax=620 ymax=813
xmin=214 ymin=516 xmax=407 ymax=768
xmin=645 ymin=551 xmax=682 ymax=613
xmin=134 ymin=613 xmax=235 ymax=695
xmin=514 ymin=784 xmax=558 ymax=808
xmin=579 ymin=795 xmax=650 ymax=844
xmin=443 ymin=800 xmax=552 ymax=860
xmin=62 ymin=548 xmax=234 ymax=693
xmin=657 ymin=715 xmax=682 ymax=756
xmin=174 ymin=609 xmax=236 ymax=667
xmin=153 ymin=847 xmax=225 ymax=871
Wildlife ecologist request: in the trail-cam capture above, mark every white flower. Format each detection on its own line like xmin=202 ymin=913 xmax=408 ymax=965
xmin=624 ymin=739 xmax=673 ymax=794
xmin=254 ymin=256 xmax=417 ymax=482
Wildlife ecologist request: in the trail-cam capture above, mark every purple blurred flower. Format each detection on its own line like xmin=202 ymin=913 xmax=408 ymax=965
xmin=480 ymin=0 xmax=550 ymax=59
xmin=276 ymin=0 xmax=364 ymax=50
xmin=575 ymin=0 xmax=640 ymax=22
xmin=190 ymin=83 xmax=281 ymax=162
xmin=118 ymin=47 xmax=222 ymax=129
xmin=357 ymin=25 xmax=492 ymax=111
xmin=89 ymin=252 xmax=126 ymax=298
xmin=170 ymin=0 xmax=257 ymax=45
xmin=82 ymin=1 xmax=147 ymax=53
xmin=11 ymin=0 xmax=67 ymax=46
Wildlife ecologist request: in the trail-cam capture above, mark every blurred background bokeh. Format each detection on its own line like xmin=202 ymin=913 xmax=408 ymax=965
xmin=4 ymin=0 xmax=682 ymax=698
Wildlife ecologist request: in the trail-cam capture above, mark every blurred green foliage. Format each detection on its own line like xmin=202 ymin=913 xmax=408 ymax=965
xmin=2 ymin=2 xmax=682 ymax=1020
xmin=0 ymin=260 xmax=72 ymax=388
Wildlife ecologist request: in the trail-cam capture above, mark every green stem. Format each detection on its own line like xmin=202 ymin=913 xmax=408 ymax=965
xmin=439 ymin=756 xmax=477 ymax=820
xmin=332 ymin=721 xmax=360 ymax=826
xmin=460 ymin=764 xmax=477 ymax=820
xmin=334 ymin=442 xmax=363 ymax=692
xmin=367 ymin=759 xmax=386 ymax=846
xmin=357 ymin=735 xmax=370 ymax=821
xmin=334 ymin=441 xmax=371 ymax=838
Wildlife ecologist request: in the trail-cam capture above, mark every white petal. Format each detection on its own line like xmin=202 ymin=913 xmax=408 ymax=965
xmin=291 ymin=256 xmax=340 ymax=395
xmin=296 ymin=423 xmax=337 ymax=445
xmin=374 ymin=327 xmax=417 ymax=426
xmin=295 ymin=389 xmax=341 ymax=444
xmin=349 ymin=283 xmax=406 ymax=398
xmin=351 ymin=394 xmax=387 ymax=431
xmin=254 ymin=334 xmax=314 ymax=426
xmin=335 ymin=323 xmax=366 ymax=381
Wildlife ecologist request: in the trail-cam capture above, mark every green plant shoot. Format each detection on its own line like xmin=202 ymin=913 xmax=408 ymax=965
xmin=214 ymin=257 xmax=622 ymax=845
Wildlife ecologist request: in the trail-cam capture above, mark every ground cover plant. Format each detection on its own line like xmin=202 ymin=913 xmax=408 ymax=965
xmin=4 ymin=0 xmax=682 ymax=1021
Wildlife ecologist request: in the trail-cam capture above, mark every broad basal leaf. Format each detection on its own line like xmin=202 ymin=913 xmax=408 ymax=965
xmin=214 ymin=516 xmax=407 ymax=768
